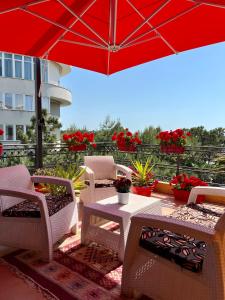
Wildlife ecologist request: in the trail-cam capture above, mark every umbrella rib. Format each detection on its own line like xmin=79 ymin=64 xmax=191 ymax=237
xmin=60 ymin=39 xmax=106 ymax=49
xmin=20 ymin=6 xmax=106 ymax=48
xmin=126 ymin=0 xmax=177 ymax=54
xmin=120 ymin=0 xmax=171 ymax=47
xmin=121 ymin=35 xmax=160 ymax=49
xmin=122 ymin=3 xmax=201 ymax=48
xmin=42 ymin=0 xmax=97 ymax=58
xmin=56 ymin=0 xmax=108 ymax=47
xmin=0 ymin=0 xmax=50 ymax=15
xmin=188 ymin=0 xmax=225 ymax=9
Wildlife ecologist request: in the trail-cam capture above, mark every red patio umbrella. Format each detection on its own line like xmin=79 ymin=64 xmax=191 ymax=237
xmin=1 ymin=0 xmax=225 ymax=168
xmin=0 ymin=0 xmax=225 ymax=75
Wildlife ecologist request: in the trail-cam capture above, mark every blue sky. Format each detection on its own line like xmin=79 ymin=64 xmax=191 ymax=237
xmin=61 ymin=42 xmax=225 ymax=132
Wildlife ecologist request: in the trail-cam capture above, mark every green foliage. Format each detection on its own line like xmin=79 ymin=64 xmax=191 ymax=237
xmin=35 ymin=164 xmax=86 ymax=195
xmin=131 ymin=158 xmax=155 ymax=187
xmin=94 ymin=116 xmax=124 ymax=142
xmin=18 ymin=109 xmax=62 ymax=144
xmin=139 ymin=126 xmax=161 ymax=144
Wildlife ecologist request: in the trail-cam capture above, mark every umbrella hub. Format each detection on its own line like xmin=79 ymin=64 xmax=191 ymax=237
xmin=108 ymin=45 xmax=121 ymax=52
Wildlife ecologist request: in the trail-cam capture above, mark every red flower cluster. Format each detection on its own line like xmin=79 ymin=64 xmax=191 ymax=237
xmin=112 ymin=129 xmax=142 ymax=151
xmin=156 ymin=129 xmax=191 ymax=146
xmin=63 ymin=131 xmax=96 ymax=151
xmin=0 ymin=129 xmax=3 ymax=136
xmin=170 ymin=174 xmax=208 ymax=191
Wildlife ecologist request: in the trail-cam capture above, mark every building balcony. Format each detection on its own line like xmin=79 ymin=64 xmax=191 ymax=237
xmin=42 ymin=83 xmax=72 ymax=106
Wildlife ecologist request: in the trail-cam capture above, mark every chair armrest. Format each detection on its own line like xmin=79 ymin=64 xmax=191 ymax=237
xmin=31 ymin=176 xmax=75 ymax=196
xmin=80 ymin=166 xmax=95 ymax=187
xmin=116 ymin=164 xmax=133 ymax=180
xmin=188 ymin=186 xmax=225 ymax=204
xmin=130 ymin=213 xmax=215 ymax=243
xmin=0 ymin=187 xmax=49 ymax=219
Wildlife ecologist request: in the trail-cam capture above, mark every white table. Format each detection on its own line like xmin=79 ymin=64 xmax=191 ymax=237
xmin=81 ymin=193 xmax=161 ymax=261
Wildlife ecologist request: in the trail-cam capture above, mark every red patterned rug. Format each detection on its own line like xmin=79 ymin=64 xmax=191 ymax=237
xmin=2 ymin=222 xmax=127 ymax=300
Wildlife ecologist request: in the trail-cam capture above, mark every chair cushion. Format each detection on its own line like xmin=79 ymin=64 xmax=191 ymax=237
xmin=170 ymin=202 xmax=225 ymax=229
xmin=2 ymin=193 xmax=73 ymax=218
xmin=140 ymin=227 xmax=206 ymax=273
xmin=85 ymin=179 xmax=115 ymax=188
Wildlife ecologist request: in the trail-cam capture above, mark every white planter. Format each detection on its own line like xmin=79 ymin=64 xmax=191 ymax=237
xmin=118 ymin=192 xmax=129 ymax=205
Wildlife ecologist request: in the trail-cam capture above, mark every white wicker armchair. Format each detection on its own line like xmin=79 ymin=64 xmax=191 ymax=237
xmin=80 ymin=156 xmax=132 ymax=204
xmin=121 ymin=186 xmax=225 ymax=300
xmin=0 ymin=165 xmax=78 ymax=261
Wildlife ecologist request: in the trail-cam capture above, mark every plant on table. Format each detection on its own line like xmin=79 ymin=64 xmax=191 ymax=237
xmin=170 ymin=173 xmax=208 ymax=203
xmin=112 ymin=128 xmax=142 ymax=152
xmin=156 ymin=129 xmax=191 ymax=154
xmin=63 ymin=131 xmax=97 ymax=151
xmin=131 ymin=158 xmax=158 ymax=197
xmin=113 ymin=177 xmax=132 ymax=204
xmin=0 ymin=129 xmax=3 ymax=156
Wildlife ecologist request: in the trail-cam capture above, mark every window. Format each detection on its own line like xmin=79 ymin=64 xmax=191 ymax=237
xmin=41 ymin=60 xmax=48 ymax=83
xmin=16 ymin=125 xmax=24 ymax=140
xmin=5 ymin=93 xmax=13 ymax=109
xmin=14 ymin=55 xmax=22 ymax=78
xmin=4 ymin=53 xmax=13 ymax=77
xmin=25 ymin=95 xmax=34 ymax=111
xmin=0 ymin=124 xmax=3 ymax=140
xmin=24 ymin=56 xmax=32 ymax=80
xmin=0 ymin=53 xmax=2 ymax=77
xmin=5 ymin=125 xmax=14 ymax=140
xmin=42 ymin=97 xmax=50 ymax=112
xmin=0 ymin=92 xmax=3 ymax=109
xmin=15 ymin=94 xmax=23 ymax=110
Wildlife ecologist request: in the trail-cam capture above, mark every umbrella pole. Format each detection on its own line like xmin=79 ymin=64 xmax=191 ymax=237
xmin=34 ymin=57 xmax=43 ymax=169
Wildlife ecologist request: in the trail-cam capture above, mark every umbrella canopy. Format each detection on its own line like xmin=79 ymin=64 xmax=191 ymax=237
xmin=0 ymin=0 xmax=225 ymax=75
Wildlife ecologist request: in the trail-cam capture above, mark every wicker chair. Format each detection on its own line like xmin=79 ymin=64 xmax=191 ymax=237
xmin=0 ymin=165 xmax=78 ymax=261
xmin=121 ymin=186 xmax=225 ymax=300
xmin=80 ymin=156 xmax=132 ymax=204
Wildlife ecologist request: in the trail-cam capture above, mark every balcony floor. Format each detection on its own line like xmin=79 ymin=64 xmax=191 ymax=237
xmin=0 ymin=193 xmax=180 ymax=300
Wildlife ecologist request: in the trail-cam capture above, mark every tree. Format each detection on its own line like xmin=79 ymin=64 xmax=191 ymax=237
xmin=17 ymin=109 xmax=62 ymax=144
xmin=140 ymin=126 xmax=162 ymax=144
xmin=95 ymin=115 xmax=124 ymax=142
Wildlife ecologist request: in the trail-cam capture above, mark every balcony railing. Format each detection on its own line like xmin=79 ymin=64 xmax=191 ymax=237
xmin=0 ymin=142 xmax=225 ymax=186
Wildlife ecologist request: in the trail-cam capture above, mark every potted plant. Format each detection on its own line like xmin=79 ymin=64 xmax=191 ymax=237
xmin=170 ymin=173 xmax=208 ymax=203
xmin=63 ymin=131 xmax=97 ymax=151
xmin=112 ymin=128 xmax=142 ymax=152
xmin=131 ymin=158 xmax=158 ymax=197
xmin=156 ymin=129 xmax=191 ymax=154
xmin=0 ymin=128 xmax=3 ymax=156
xmin=113 ymin=177 xmax=132 ymax=204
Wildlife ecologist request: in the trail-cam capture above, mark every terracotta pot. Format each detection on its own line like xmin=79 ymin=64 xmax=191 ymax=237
xmin=69 ymin=144 xmax=87 ymax=151
xmin=117 ymin=144 xmax=136 ymax=152
xmin=132 ymin=186 xmax=153 ymax=197
xmin=0 ymin=145 xmax=3 ymax=156
xmin=173 ymin=189 xmax=205 ymax=204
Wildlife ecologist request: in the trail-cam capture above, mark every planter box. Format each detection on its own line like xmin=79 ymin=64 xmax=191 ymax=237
xmin=117 ymin=144 xmax=136 ymax=152
xmin=160 ymin=145 xmax=184 ymax=154
xmin=132 ymin=186 xmax=154 ymax=197
xmin=68 ymin=144 xmax=87 ymax=151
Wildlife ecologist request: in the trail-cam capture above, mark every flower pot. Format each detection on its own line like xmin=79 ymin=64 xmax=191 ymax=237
xmin=68 ymin=144 xmax=87 ymax=151
xmin=160 ymin=145 xmax=184 ymax=154
xmin=173 ymin=189 xmax=205 ymax=204
xmin=0 ymin=145 xmax=3 ymax=156
xmin=132 ymin=186 xmax=153 ymax=197
xmin=117 ymin=144 xmax=136 ymax=152
xmin=118 ymin=192 xmax=129 ymax=205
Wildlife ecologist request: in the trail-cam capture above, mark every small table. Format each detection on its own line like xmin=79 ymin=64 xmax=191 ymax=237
xmin=81 ymin=193 xmax=161 ymax=261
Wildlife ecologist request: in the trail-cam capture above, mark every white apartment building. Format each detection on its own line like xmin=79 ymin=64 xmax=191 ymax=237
xmin=0 ymin=52 xmax=72 ymax=143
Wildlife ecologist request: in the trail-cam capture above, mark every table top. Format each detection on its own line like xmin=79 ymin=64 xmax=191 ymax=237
xmin=84 ymin=193 xmax=161 ymax=218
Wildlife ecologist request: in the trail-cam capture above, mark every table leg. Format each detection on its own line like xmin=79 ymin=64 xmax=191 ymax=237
xmin=81 ymin=207 xmax=91 ymax=245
